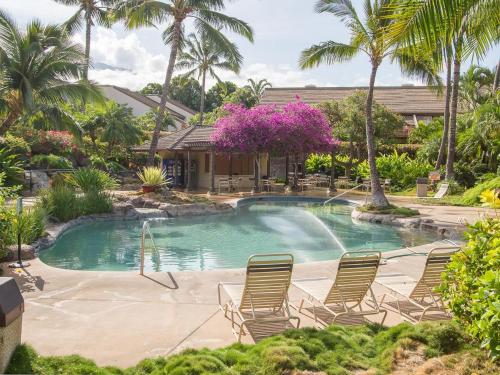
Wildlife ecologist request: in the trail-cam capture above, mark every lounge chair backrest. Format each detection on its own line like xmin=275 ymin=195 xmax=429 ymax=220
xmin=410 ymin=247 xmax=458 ymax=300
xmin=434 ymin=183 xmax=449 ymax=198
xmin=324 ymin=251 xmax=381 ymax=305
xmin=240 ymin=254 xmax=294 ymax=311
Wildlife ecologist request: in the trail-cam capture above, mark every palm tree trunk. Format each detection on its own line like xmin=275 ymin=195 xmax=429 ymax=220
xmin=445 ymin=52 xmax=462 ymax=180
xmin=329 ymin=150 xmax=336 ymax=191
xmin=199 ymin=69 xmax=207 ymax=126
xmin=147 ymin=21 xmax=182 ymax=166
xmin=435 ymin=56 xmax=452 ymax=170
xmin=0 ymin=111 xmax=18 ymax=136
xmin=493 ymin=58 xmax=500 ymax=92
xmin=83 ymin=12 xmax=92 ymax=81
xmin=366 ymin=63 xmax=389 ymax=207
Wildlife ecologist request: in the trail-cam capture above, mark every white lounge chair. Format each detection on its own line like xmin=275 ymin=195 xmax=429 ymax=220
xmin=292 ymin=251 xmax=387 ymax=326
xmin=218 ymin=254 xmax=300 ymax=341
xmin=432 ymin=183 xmax=449 ymax=199
xmin=377 ymin=247 xmax=459 ymax=322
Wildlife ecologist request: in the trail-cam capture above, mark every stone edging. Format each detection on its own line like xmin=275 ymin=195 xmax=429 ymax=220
xmin=31 ymin=201 xmax=233 ymax=253
xmin=351 ymin=207 xmax=432 ymax=228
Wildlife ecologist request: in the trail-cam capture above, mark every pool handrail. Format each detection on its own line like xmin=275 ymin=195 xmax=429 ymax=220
xmin=140 ymin=220 xmax=161 ymax=275
xmin=323 ymin=184 xmax=363 ymax=206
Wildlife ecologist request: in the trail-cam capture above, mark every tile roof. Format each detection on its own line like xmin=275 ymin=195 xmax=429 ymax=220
xmin=261 ymin=86 xmax=448 ymax=115
xmin=134 ymin=126 xmax=215 ymax=151
xmin=101 ymin=85 xmax=187 ymax=120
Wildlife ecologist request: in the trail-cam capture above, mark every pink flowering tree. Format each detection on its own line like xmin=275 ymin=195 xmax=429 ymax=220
xmin=211 ymin=101 xmax=338 ymax=190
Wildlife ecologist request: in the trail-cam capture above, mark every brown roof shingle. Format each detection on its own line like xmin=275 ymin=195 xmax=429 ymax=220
xmin=261 ymin=86 xmax=446 ymax=115
xmin=134 ymin=126 xmax=215 ymax=151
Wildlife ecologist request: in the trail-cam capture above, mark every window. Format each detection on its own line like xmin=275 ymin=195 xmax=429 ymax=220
xmin=215 ymin=154 xmax=254 ymax=175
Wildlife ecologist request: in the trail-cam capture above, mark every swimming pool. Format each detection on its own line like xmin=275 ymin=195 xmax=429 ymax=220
xmin=39 ymin=199 xmax=437 ymax=272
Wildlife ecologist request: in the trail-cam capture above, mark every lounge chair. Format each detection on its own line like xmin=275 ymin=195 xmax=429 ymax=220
xmin=292 ymin=251 xmax=387 ymax=326
xmin=431 ymin=183 xmax=449 ymax=199
xmin=218 ymin=253 xmax=300 ymax=341
xmin=376 ymin=247 xmax=459 ymax=323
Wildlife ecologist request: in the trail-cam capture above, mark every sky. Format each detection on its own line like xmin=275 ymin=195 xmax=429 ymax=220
xmin=3 ymin=0 xmax=499 ymax=91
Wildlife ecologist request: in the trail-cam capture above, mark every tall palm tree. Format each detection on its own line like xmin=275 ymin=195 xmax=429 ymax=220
xmin=300 ymin=0 xmax=440 ymax=207
xmin=245 ymin=78 xmax=272 ymax=103
xmin=0 ymin=9 xmax=102 ymax=136
xmin=115 ymin=0 xmax=253 ymax=166
xmin=99 ymin=102 xmax=143 ymax=152
xmin=459 ymin=65 xmax=494 ymax=110
xmin=54 ymin=1 xmax=117 ymax=80
xmin=175 ymin=31 xmax=242 ymax=126
xmin=388 ymin=0 xmax=500 ymax=180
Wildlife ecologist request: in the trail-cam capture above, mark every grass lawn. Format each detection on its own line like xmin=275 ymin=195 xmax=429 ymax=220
xmin=7 ymin=322 xmax=498 ymax=375
xmin=358 ymin=204 xmax=420 ymax=217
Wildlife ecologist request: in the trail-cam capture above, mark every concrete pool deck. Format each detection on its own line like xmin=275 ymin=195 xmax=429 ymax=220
xmin=1 ymin=198 xmax=492 ymax=368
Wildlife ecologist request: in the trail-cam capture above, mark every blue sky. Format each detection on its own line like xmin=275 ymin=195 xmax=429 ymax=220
xmin=4 ymin=0 xmax=499 ymax=90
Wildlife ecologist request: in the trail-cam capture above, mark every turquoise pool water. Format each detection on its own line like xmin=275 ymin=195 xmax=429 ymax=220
xmin=39 ymin=201 xmax=437 ymax=272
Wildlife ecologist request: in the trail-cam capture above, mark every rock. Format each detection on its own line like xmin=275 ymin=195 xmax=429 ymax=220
xmin=142 ymin=199 xmax=161 ymax=209
xmin=130 ymin=196 xmax=145 ymax=206
xmin=112 ymin=202 xmax=134 ymax=215
xmin=4 ymin=244 xmax=36 ymax=261
xmin=26 ymin=170 xmax=49 ymax=193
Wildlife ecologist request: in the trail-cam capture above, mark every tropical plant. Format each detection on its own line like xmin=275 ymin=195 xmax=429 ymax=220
xmin=39 ymin=184 xmax=80 ymax=222
xmin=140 ymin=82 xmax=163 ymax=96
xmin=30 ymin=154 xmax=73 ymax=170
xmin=0 ymin=148 xmax=24 ymax=185
xmin=0 ymin=10 xmax=102 ymax=136
xmin=357 ymin=151 xmax=434 ymax=191
xmin=54 ymin=0 xmax=117 ymax=80
xmin=8 ymin=204 xmax=47 ymax=246
xmin=137 ymin=167 xmax=167 ymax=187
xmin=440 ymin=218 xmax=500 ymax=360
xmin=205 ymin=81 xmax=237 ymax=111
xmin=176 ymin=31 xmax=242 ymax=125
xmin=98 ymin=102 xmax=143 ymax=152
xmin=66 ymin=167 xmax=117 ymax=193
xmin=480 ymin=189 xmax=500 ymax=209
xmin=115 ymin=0 xmax=253 ymax=165
xmin=459 ymin=65 xmax=495 ymax=110
xmin=299 ymin=0 xmax=440 ymax=207
xmin=245 ymin=78 xmax=272 ymax=103
xmin=167 ymin=76 xmax=202 ymax=111
xmin=388 ymin=0 xmax=500 ymax=180
xmin=462 ymin=176 xmax=500 ymax=206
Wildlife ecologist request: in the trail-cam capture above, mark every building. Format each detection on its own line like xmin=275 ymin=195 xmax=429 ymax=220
xmin=100 ymin=85 xmax=196 ymax=129
xmin=135 ymin=126 xmax=269 ymax=192
xmin=261 ymin=85 xmax=447 ymax=140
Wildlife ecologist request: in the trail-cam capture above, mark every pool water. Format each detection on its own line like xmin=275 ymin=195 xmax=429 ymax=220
xmin=39 ymin=201 xmax=437 ymax=272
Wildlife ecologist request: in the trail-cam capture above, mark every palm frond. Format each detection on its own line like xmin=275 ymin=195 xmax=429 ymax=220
xmin=299 ymin=41 xmax=359 ymax=69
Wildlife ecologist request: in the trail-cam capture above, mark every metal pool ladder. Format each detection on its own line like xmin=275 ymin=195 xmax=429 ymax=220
xmin=140 ymin=220 xmax=162 ymax=275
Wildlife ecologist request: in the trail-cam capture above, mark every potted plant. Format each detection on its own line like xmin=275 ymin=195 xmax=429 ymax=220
xmin=137 ymin=167 xmax=167 ymax=193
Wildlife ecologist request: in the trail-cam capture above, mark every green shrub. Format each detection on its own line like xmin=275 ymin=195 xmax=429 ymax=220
xmin=8 ymin=204 xmax=47 ymax=245
xmin=0 ymin=148 xmax=24 ymax=185
xmin=137 ymin=166 xmax=167 ymax=187
xmin=39 ymin=184 xmax=80 ymax=222
xmin=462 ymin=176 xmax=500 ymax=205
xmin=80 ymin=191 xmax=113 ymax=215
xmin=357 ymin=151 xmax=433 ymax=191
xmin=31 ymin=154 xmax=73 ymax=169
xmin=66 ymin=167 xmax=117 ymax=193
xmin=440 ymin=218 xmax=500 ymax=360
xmin=0 ymin=134 xmax=31 ymax=161
xmin=306 ymin=153 xmax=332 ymax=173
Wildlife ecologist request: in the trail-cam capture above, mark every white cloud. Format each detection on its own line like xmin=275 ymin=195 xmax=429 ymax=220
xmin=81 ymin=27 xmax=336 ymax=90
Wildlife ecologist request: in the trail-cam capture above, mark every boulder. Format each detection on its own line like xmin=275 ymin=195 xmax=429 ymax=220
xmin=26 ymin=170 xmax=49 ymax=193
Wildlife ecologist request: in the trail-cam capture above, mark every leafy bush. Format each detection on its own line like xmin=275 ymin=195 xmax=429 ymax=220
xmin=305 ymin=153 xmax=332 ymax=173
xmin=39 ymin=184 xmax=80 ymax=222
xmin=7 ymin=322 xmax=475 ymax=375
xmin=0 ymin=147 xmax=24 ymax=185
xmin=440 ymin=218 xmax=500 ymax=360
xmin=79 ymin=191 xmax=113 ymax=215
xmin=65 ymin=167 xmax=117 ymax=193
xmin=462 ymin=176 xmax=500 ymax=205
xmin=137 ymin=167 xmax=167 ymax=187
xmin=0 ymin=134 xmax=31 ymax=161
xmin=357 ymin=151 xmax=433 ymax=191
xmin=31 ymin=154 xmax=73 ymax=169
xmin=8 ymin=204 xmax=47 ymax=245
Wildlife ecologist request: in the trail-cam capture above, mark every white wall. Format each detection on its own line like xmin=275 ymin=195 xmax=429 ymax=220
xmin=100 ymin=86 xmax=151 ymax=116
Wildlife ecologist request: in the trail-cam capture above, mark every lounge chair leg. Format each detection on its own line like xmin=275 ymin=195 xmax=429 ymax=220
xmin=298 ymin=298 xmax=305 ymax=313
xmin=380 ymin=309 xmax=388 ymax=326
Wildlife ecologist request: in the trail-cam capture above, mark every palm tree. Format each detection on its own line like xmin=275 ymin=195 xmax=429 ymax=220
xmin=299 ymin=0 xmax=440 ymax=207
xmin=99 ymin=102 xmax=143 ymax=153
xmin=175 ymin=31 xmax=242 ymax=126
xmin=0 ymin=9 xmax=102 ymax=136
xmin=388 ymin=0 xmax=500 ymax=180
xmin=245 ymin=78 xmax=272 ymax=103
xmin=115 ymin=0 xmax=253 ymax=166
xmin=459 ymin=65 xmax=494 ymax=110
xmin=54 ymin=0 xmax=117 ymax=80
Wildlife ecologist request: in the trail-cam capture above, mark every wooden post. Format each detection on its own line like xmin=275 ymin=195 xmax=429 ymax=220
xmin=266 ymin=154 xmax=271 ymax=178
xmin=330 ymin=150 xmax=337 ymax=192
xmin=210 ymin=148 xmax=215 ymax=193
xmin=186 ymin=149 xmax=191 ymax=191
xmin=254 ymin=153 xmax=260 ymax=192
xmin=285 ymin=155 xmax=289 ymax=185
xmin=229 ymin=153 xmax=233 ymax=177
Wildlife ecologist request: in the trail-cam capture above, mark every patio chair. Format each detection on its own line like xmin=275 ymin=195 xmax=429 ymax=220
xmin=292 ymin=251 xmax=387 ymax=326
xmin=218 ymin=178 xmax=231 ymax=194
xmin=218 ymin=254 xmax=300 ymax=341
xmin=376 ymin=247 xmax=459 ymax=323
xmin=431 ymin=183 xmax=449 ymax=199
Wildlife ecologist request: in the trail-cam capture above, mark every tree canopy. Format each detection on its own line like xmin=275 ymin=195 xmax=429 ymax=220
xmin=211 ymin=101 xmax=338 ymax=155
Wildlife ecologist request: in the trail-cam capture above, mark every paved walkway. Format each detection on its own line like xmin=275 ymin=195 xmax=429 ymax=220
xmin=1 ymin=195 xmax=491 ymax=368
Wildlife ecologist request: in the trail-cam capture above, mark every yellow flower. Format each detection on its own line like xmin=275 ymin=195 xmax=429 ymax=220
xmin=480 ymin=189 xmax=500 ymax=209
